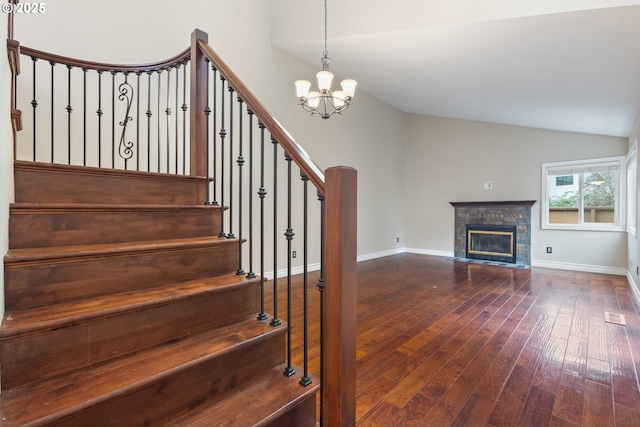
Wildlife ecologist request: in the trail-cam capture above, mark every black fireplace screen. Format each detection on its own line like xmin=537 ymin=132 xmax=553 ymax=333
xmin=466 ymin=224 xmax=516 ymax=263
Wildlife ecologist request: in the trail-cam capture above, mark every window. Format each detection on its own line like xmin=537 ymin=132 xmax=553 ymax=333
xmin=627 ymin=140 xmax=637 ymax=236
xmin=542 ymin=156 xmax=626 ymax=231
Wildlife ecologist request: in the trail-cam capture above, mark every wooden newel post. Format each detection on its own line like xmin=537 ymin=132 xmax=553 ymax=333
xmin=190 ymin=29 xmax=208 ymax=177
xmin=323 ymin=166 xmax=357 ymax=427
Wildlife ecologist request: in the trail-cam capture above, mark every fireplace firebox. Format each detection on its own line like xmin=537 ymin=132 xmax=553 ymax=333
xmin=466 ymin=224 xmax=516 ymax=263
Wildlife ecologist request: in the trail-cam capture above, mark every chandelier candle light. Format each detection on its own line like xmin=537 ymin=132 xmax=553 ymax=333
xmin=295 ymin=0 xmax=357 ymax=119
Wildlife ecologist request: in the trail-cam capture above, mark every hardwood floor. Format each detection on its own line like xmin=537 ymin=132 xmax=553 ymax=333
xmin=278 ymin=253 xmax=640 ymax=426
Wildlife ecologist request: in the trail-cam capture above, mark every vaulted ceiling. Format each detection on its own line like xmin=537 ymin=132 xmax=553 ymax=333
xmin=272 ymin=0 xmax=640 ymax=137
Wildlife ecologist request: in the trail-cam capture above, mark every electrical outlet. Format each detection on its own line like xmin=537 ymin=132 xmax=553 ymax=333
xmin=546 ymin=247 xmax=552 ymax=254
xmin=292 ymin=251 xmax=297 ymax=259
xmin=483 ymin=181 xmax=493 ymax=190
xmin=396 ymin=237 xmax=400 ymax=243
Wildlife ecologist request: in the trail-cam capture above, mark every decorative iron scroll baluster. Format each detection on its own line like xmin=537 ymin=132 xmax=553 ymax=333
xmin=270 ymin=136 xmax=281 ymax=328
xmin=166 ymin=67 xmax=171 ymax=173
xmin=235 ymin=96 xmax=245 ymax=275
xmin=218 ymin=76 xmax=227 ymax=237
xmin=146 ymin=71 xmax=152 ymax=170
xmin=135 ymin=71 xmax=141 ymax=171
xmin=246 ymin=109 xmax=256 ymax=279
xmin=50 ymin=60 xmax=55 ymax=163
xmin=284 ymin=153 xmax=295 ymax=378
xmin=66 ymin=64 xmax=72 ymax=164
xmin=31 ymin=56 xmax=37 ymax=161
xmin=300 ymin=174 xmax=312 ymax=386
xmin=82 ymin=68 xmax=87 ymax=166
xmin=204 ymin=59 xmax=212 ymax=205
xmin=97 ymin=70 xmax=103 ymax=167
xmin=227 ymin=85 xmax=236 ymax=239
xmin=117 ymin=73 xmax=135 ymax=168
xmin=317 ymin=192 xmax=326 ymax=426
xmin=257 ymin=122 xmax=268 ymax=321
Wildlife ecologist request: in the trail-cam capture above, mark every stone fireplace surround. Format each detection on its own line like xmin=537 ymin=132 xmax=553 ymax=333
xmin=450 ymin=200 xmax=536 ymax=266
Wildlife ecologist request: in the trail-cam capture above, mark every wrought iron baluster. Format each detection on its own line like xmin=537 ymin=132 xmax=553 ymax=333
xmin=247 ymin=109 xmax=256 ymax=279
xmin=66 ymin=64 xmax=72 ymax=164
xmin=270 ymin=136 xmax=281 ymax=327
xmin=97 ymin=70 xmax=103 ymax=167
xmin=218 ymin=76 xmax=227 ymax=237
xmin=157 ymin=69 xmax=161 ymax=172
xmin=82 ymin=67 xmax=87 ymax=166
xmin=300 ymin=174 xmax=312 ymax=386
xmin=317 ymin=192 xmax=326 ymax=426
xmin=257 ymin=122 xmax=268 ymax=321
xmin=135 ymin=71 xmax=141 ymax=171
xmin=227 ymin=85 xmax=235 ymax=239
xmin=204 ymin=59 xmax=211 ymax=205
xmin=146 ymin=71 xmax=152 ymax=171
xmin=236 ymin=96 xmax=245 ymax=275
xmin=111 ymin=70 xmax=116 ymax=168
xmin=50 ymin=60 xmax=55 ymax=163
xmin=165 ymin=67 xmax=171 ymax=173
xmin=211 ymin=66 xmax=219 ymax=205
xmin=283 ymin=153 xmax=295 ymax=378
xmin=181 ymin=61 xmax=188 ymax=174
xmin=175 ymin=64 xmax=179 ymax=174
xmin=117 ymin=72 xmax=134 ymax=170
xmin=31 ymin=56 xmax=37 ymax=161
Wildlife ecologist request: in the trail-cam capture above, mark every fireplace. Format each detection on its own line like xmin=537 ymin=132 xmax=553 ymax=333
xmin=466 ymin=224 xmax=516 ymax=263
xmin=450 ymin=200 xmax=535 ymax=266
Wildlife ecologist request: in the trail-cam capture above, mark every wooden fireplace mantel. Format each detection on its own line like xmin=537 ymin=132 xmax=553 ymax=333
xmin=449 ymin=200 xmax=536 ymax=208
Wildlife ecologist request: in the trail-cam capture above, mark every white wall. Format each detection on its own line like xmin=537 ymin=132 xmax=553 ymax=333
xmin=404 ymin=114 xmax=628 ymax=273
xmin=1 ymin=12 xmax=12 ymax=317
xmin=627 ymin=116 xmax=640 ymax=300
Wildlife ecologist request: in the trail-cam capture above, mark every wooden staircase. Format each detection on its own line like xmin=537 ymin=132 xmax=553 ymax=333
xmin=0 ymin=160 xmax=319 ymax=426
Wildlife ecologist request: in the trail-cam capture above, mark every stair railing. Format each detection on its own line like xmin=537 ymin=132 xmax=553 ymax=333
xmin=9 ymin=40 xmax=191 ymax=172
xmin=193 ymin=29 xmax=357 ymax=426
xmin=7 ymin=28 xmax=357 ymax=426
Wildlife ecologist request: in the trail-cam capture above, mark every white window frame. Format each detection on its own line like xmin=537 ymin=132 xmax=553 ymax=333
xmin=541 ymin=156 xmax=626 ymax=232
xmin=627 ymin=140 xmax=637 ymax=236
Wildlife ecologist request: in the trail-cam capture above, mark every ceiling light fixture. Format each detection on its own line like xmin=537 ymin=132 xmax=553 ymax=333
xmin=294 ymin=0 xmax=357 ymax=119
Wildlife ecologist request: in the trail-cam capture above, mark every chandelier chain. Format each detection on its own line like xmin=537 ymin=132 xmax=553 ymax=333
xmin=323 ymin=0 xmax=328 ymax=58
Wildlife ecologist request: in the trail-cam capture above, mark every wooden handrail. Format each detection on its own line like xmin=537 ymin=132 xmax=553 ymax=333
xmin=195 ymin=36 xmax=325 ymax=194
xmin=18 ymin=45 xmax=190 ymax=73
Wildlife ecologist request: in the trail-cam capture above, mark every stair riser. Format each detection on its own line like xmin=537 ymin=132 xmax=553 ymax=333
xmin=15 ymin=161 xmax=206 ymax=205
xmin=1 ymin=283 xmax=261 ymax=390
xmin=5 ymin=242 xmax=239 ymax=310
xmin=50 ymin=334 xmax=285 ymax=427
xmin=9 ymin=208 xmax=222 ymax=249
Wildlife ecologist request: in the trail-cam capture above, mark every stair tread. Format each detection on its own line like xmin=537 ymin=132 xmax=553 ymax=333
xmin=0 ymin=316 xmax=285 ymax=427
xmin=163 ymin=363 xmax=319 ymax=427
xmin=10 ymin=202 xmax=224 ymax=212
xmin=14 ymin=159 xmax=207 ymax=182
xmin=0 ymin=273 xmax=261 ymax=338
xmin=5 ymin=235 xmax=236 ymax=263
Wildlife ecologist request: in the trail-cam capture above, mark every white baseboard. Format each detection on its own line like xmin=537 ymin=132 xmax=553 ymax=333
xmin=627 ymin=271 xmax=640 ymax=308
xmin=357 ymin=248 xmax=405 ymax=262
xmin=404 ymin=248 xmax=454 ymax=258
xmin=264 ymin=249 xmax=627 ymax=279
xmin=531 ymin=259 xmax=626 ymax=276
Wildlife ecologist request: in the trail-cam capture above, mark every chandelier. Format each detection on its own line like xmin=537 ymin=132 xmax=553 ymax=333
xmin=294 ymin=0 xmax=357 ymax=119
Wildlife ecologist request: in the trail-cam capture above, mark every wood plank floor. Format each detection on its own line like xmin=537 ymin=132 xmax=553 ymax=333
xmin=276 ymin=253 xmax=640 ymax=427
